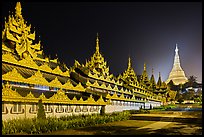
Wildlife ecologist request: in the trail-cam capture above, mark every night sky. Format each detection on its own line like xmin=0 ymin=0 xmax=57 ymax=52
xmin=2 ymin=2 xmax=202 ymax=83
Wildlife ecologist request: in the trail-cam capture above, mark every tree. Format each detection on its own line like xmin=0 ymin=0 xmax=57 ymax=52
xmin=37 ymin=99 xmax=46 ymax=120
xmin=168 ymin=90 xmax=177 ymax=102
xmin=177 ymin=94 xmax=184 ymax=104
xmin=187 ymin=75 xmax=198 ymax=87
xmin=182 ymin=89 xmax=195 ymax=100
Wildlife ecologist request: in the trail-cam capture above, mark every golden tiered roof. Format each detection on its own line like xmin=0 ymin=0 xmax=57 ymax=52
xmin=149 ymin=68 xmax=157 ymax=91
xmin=118 ymin=57 xmax=138 ymax=86
xmin=85 ymin=33 xmax=110 ymax=77
xmin=140 ymin=63 xmax=150 ymax=86
xmin=2 ymin=2 xmax=85 ymax=94
xmin=2 ymin=2 xmax=169 ymax=105
xmin=2 ymin=2 xmax=42 ymax=60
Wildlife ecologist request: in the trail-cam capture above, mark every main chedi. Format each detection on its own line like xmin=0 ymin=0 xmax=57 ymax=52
xmin=166 ymin=44 xmax=188 ymax=85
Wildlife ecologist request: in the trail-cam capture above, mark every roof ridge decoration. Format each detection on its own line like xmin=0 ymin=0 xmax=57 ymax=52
xmin=113 ymin=85 xmax=119 ymax=91
xmin=49 ymin=77 xmax=62 ymax=88
xmin=2 ymin=82 xmax=105 ymax=104
xmin=100 ymin=82 xmax=107 ymax=89
xmin=25 ymin=91 xmax=35 ymax=98
xmin=62 ymin=70 xmax=70 ymax=77
xmin=120 ymin=87 xmax=124 ymax=93
xmin=92 ymin=80 xmax=100 ymax=87
xmin=105 ymin=93 xmax=112 ymax=99
xmin=18 ymin=55 xmax=39 ymax=69
xmin=2 ymin=82 xmax=22 ymax=98
xmin=2 ymin=68 xmax=26 ymax=83
xmin=2 ymin=52 xmax=18 ymax=64
xmin=3 ymin=52 xmax=70 ymax=77
xmin=39 ymin=63 xmax=53 ymax=73
xmin=107 ymin=84 xmax=112 ymax=90
xmin=86 ymin=79 xmax=92 ymax=87
xmin=111 ymin=92 xmax=119 ymax=99
xmin=119 ymin=93 xmax=125 ymax=100
xmin=132 ymin=95 xmax=136 ymax=100
xmin=52 ymin=66 xmax=64 ymax=75
xmin=49 ymin=89 xmax=70 ymax=101
xmin=39 ymin=93 xmax=47 ymax=100
xmin=62 ymin=79 xmax=74 ymax=89
xmin=96 ymin=95 xmax=106 ymax=105
xmin=27 ymin=70 xmax=49 ymax=85
xmin=74 ymin=82 xmax=85 ymax=92
xmin=86 ymin=94 xmax=96 ymax=104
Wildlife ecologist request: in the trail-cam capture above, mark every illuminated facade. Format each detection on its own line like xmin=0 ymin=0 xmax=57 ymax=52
xmin=2 ymin=2 xmax=170 ymax=120
xmin=166 ymin=44 xmax=188 ymax=85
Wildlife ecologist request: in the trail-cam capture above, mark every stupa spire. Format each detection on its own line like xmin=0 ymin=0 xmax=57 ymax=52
xmin=175 ymin=44 xmax=178 ymax=54
xmin=166 ymin=44 xmax=188 ymax=85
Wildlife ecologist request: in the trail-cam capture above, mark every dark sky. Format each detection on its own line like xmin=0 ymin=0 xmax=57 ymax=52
xmin=2 ymin=2 xmax=202 ymax=83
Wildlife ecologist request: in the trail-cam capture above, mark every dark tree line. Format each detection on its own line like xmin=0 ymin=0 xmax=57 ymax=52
xmin=167 ymin=75 xmax=202 ymax=103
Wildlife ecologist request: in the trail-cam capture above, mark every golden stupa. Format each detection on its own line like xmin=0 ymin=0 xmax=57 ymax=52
xmin=166 ymin=44 xmax=188 ymax=85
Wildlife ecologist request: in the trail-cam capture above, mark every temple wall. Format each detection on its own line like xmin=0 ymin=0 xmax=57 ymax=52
xmin=106 ymin=100 xmax=151 ymax=113
xmin=2 ymin=102 xmax=101 ymax=121
xmin=105 ymin=100 xmax=161 ymax=113
xmin=2 ymin=101 xmax=161 ymax=121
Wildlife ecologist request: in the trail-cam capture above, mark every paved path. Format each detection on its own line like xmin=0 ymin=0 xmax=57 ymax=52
xmin=44 ymin=111 xmax=202 ymax=135
xmin=137 ymin=121 xmax=172 ymax=130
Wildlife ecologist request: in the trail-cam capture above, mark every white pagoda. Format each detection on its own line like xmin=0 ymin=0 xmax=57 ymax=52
xmin=166 ymin=44 xmax=188 ymax=85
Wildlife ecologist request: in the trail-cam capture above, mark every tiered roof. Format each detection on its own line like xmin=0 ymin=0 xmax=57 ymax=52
xmin=117 ymin=57 xmax=138 ymax=86
xmin=2 ymin=2 xmax=169 ymax=104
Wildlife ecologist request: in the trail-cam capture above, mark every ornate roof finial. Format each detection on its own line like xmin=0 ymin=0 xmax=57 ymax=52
xmin=144 ymin=62 xmax=146 ymax=71
xmin=159 ymin=72 xmax=161 ymax=77
xmin=152 ymin=68 xmax=154 ymax=74
xmin=128 ymin=56 xmax=131 ymax=69
xmin=96 ymin=33 xmax=99 ymax=53
xmin=15 ymin=2 xmax=22 ymax=18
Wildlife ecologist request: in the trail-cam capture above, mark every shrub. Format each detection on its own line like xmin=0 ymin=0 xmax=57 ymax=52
xmin=37 ymin=99 xmax=46 ymax=120
xmin=2 ymin=111 xmax=131 ymax=135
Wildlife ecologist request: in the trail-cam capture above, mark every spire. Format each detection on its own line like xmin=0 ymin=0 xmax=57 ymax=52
xmin=15 ymin=2 xmax=22 ymax=18
xmin=175 ymin=43 xmax=178 ymax=54
xmin=157 ymin=72 xmax=162 ymax=87
xmin=150 ymin=69 xmax=156 ymax=91
xmin=128 ymin=56 xmax=131 ymax=69
xmin=150 ymin=68 xmax=156 ymax=85
xmin=144 ymin=62 xmax=146 ymax=71
xmin=96 ymin=33 xmax=99 ymax=53
xmin=174 ymin=44 xmax=180 ymax=66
